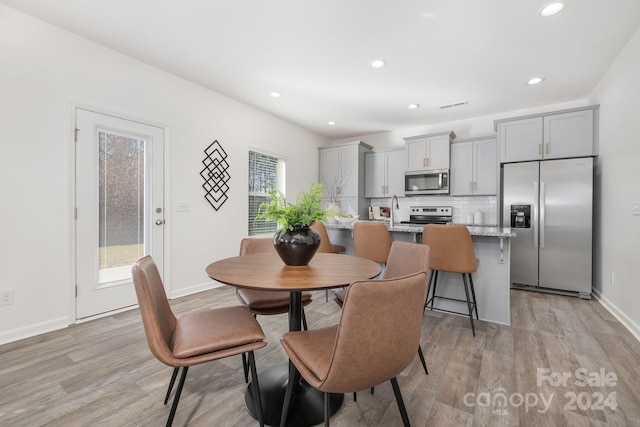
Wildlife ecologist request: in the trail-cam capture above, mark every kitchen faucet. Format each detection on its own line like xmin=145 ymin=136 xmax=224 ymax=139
xmin=390 ymin=195 xmax=399 ymax=228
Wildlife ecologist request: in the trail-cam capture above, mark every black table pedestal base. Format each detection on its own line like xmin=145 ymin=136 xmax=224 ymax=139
xmin=245 ymin=364 xmax=344 ymax=427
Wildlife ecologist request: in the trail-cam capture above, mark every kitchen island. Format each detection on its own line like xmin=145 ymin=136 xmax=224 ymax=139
xmin=326 ymin=221 xmax=515 ymax=326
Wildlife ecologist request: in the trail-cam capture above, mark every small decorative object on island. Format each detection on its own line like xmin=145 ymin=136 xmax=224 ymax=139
xmin=256 ymin=182 xmax=334 ymax=266
xmin=322 ymin=171 xmax=350 ymax=216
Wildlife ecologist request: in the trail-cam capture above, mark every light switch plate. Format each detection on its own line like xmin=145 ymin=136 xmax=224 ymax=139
xmin=176 ymin=201 xmax=191 ymax=212
xmin=632 ymin=201 xmax=640 ymax=216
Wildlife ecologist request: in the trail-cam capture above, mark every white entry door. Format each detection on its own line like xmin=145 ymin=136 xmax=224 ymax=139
xmin=75 ymin=108 xmax=165 ymax=319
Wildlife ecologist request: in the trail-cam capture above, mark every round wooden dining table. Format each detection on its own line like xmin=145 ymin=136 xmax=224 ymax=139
xmin=206 ymin=252 xmax=381 ymax=427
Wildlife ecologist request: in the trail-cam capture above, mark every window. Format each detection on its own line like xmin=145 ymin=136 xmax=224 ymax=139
xmin=248 ymin=150 xmax=286 ymax=235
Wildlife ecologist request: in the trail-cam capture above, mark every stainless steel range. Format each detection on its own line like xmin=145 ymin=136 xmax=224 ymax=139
xmin=401 ymin=206 xmax=452 ymax=225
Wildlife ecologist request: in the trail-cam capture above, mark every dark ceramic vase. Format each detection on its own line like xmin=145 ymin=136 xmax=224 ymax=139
xmin=273 ymin=226 xmax=321 ymax=266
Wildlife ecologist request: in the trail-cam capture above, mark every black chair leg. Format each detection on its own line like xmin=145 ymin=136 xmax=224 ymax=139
xmin=247 ymin=351 xmax=264 ymax=427
xmin=468 ymin=273 xmax=479 ymax=319
xmin=164 ymin=367 xmax=179 ymax=404
xmin=417 ymin=345 xmax=428 ymax=375
xmin=302 ymin=309 xmax=308 ymax=331
xmin=242 ymin=353 xmax=249 ymax=383
xmin=390 ymin=377 xmax=411 ymax=427
xmin=462 ymin=274 xmax=476 ymax=336
xmin=324 ymin=391 xmax=330 ymax=427
xmin=280 ymin=362 xmax=297 ymax=427
xmin=426 ymin=270 xmax=439 ymax=310
xmin=425 ymin=270 xmax=434 ymax=308
xmin=166 ymin=366 xmax=188 ymax=427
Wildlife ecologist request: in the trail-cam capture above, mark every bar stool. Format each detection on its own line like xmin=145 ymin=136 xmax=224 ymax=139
xmin=422 ymin=224 xmax=479 ymax=336
xmin=333 ymin=221 xmax=390 ymax=305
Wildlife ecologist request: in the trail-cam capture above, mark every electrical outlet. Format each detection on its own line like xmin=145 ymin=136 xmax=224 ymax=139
xmin=610 ymin=272 xmax=615 ymax=285
xmin=0 ymin=289 xmax=14 ymax=306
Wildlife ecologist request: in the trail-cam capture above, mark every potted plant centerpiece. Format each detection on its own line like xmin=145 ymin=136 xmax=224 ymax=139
xmin=256 ymin=182 xmax=335 ymax=266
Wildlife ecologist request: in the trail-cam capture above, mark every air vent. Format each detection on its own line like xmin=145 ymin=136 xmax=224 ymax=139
xmin=439 ymin=100 xmax=468 ymax=109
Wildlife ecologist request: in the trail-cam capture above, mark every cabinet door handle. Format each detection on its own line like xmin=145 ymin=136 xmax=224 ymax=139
xmin=469 ymin=182 xmax=473 ymax=191
xmin=538 ymin=144 xmax=542 ymax=155
xmin=473 ymin=181 xmax=477 ymax=191
xmin=545 ymin=143 xmax=549 ymax=154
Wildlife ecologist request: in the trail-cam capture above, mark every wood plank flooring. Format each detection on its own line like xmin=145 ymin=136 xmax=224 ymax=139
xmin=1 ymin=287 xmax=639 ymax=426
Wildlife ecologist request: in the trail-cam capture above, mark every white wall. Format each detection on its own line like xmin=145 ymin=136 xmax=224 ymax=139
xmin=589 ymin=26 xmax=640 ymax=339
xmin=0 ymin=5 xmax=329 ymax=344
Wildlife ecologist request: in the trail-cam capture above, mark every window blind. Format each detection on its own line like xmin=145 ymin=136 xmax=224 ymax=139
xmin=248 ymin=151 xmax=286 ymax=236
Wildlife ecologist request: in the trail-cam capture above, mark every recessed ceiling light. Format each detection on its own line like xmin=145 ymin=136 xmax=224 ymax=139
xmin=369 ymin=59 xmax=386 ymax=69
xmin=528 ymin=77 xmax=544 ymax=85
xmin=270 ymin=91 xmax=281 ymax=98
xmin=328 ymin=121 xmax=336 ymax=126
xmin=539 ymin=2 xmax=567 ymax=17
xmin=408 ymin=104 xmax=420 ymax=109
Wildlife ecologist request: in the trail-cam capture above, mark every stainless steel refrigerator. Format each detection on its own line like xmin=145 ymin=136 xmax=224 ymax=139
xmin=501 ymin=157 xmax=594 ymax=298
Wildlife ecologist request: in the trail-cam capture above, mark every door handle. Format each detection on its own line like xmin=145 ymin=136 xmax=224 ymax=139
xmin=533 ymin=181 xmax=538 ymax=248
xmin=540 ymin=182 xmax=545 ymax=248
xmin=155 ymin=219 xmax=165 ymax=225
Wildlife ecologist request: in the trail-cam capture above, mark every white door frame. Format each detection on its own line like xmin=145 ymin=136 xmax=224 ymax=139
xmin=69 ymin=103 xmax=171 ymax=323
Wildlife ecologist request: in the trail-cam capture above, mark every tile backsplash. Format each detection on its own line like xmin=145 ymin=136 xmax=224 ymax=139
xmin=369 ymin=195 xmax=498 ymax=225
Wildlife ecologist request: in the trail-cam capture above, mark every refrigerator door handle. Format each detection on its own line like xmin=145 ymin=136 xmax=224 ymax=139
xmin=540 ymin=181 xmax=545 ymax=248
xmin=533 ymin=181 xmax=539 ymax=248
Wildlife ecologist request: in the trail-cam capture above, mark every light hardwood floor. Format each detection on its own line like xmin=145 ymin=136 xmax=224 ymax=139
xmin=1 ymin=286 xmax=639 ymax=426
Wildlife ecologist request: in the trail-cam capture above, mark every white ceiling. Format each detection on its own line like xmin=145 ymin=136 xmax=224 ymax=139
xmin=3 ymin=0 xmax=640 ymax=139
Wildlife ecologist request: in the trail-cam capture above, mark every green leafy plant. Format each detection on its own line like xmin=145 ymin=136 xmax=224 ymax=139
xmin=256 ymin=182 xmax=335 ymax=231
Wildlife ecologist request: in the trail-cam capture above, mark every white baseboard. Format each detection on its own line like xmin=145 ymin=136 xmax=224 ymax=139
xmin=592 ymin=288 xmax=640 ymax=343
xmin=169 ymin=280 xmax=224 ymax=299
xmin=0 ymin=317 xmax=69 ymax=346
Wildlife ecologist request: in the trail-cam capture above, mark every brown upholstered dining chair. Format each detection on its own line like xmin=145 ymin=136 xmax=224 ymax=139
xmin=422 ymin=224 xmax=479 ymax=336
xmin=235 ymin=237 xmax=312 ymax=380
xmin=236 ymin=238 xmax=312 ymax=326
xmin=279 ymin=272 xmax=429 ymax=427
xmin=311 ymin=221 xmax=345 ymax=301
xmin=311 ymin=220 xmax=346 ymax=255
xmin=334 ymin=241 xmax=431 ymax=395
xmin=132 ymin=256 xmax=266 ymax=427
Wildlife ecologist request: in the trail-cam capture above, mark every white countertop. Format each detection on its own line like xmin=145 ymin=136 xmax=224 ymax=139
xmin=326 ymin=220 xmax=516 ymax=238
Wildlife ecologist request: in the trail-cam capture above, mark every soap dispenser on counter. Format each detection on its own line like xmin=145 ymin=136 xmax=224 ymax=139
xmin=473 ymin=210 xmax=484 ymax=226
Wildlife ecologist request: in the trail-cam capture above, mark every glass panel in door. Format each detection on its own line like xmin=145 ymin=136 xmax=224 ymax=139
xmin=98 ymin=130 xmax=146 ymax=285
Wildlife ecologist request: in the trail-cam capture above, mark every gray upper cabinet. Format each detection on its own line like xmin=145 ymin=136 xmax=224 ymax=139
xmin=318 ymin=141 xmax=372 ymax=217
xmin=497 ymin=117 xmax=543 ymax=163
xmin=543 ymin=109 xmax=595 ymax=159
xmin=365 ymin=148 xmax=405 ymax=198
xmin=404 ymin=131 xmax=455 ymax=171
xmin=496 ymin=106 xmax=598 ymax=163
xmin=451 ymin=136 xmax=497 ymax=196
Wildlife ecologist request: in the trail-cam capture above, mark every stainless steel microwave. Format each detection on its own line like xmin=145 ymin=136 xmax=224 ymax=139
xmin=404 ymin=169 xmax=449 ymax=195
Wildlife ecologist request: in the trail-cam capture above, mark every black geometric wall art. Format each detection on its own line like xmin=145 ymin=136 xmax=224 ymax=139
xmin=200 ymin=140 xmax=230 ymax=211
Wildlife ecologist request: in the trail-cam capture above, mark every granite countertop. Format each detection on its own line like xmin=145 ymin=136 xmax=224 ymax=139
xmin=326 ymin=220 xmax=516 ymax=238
